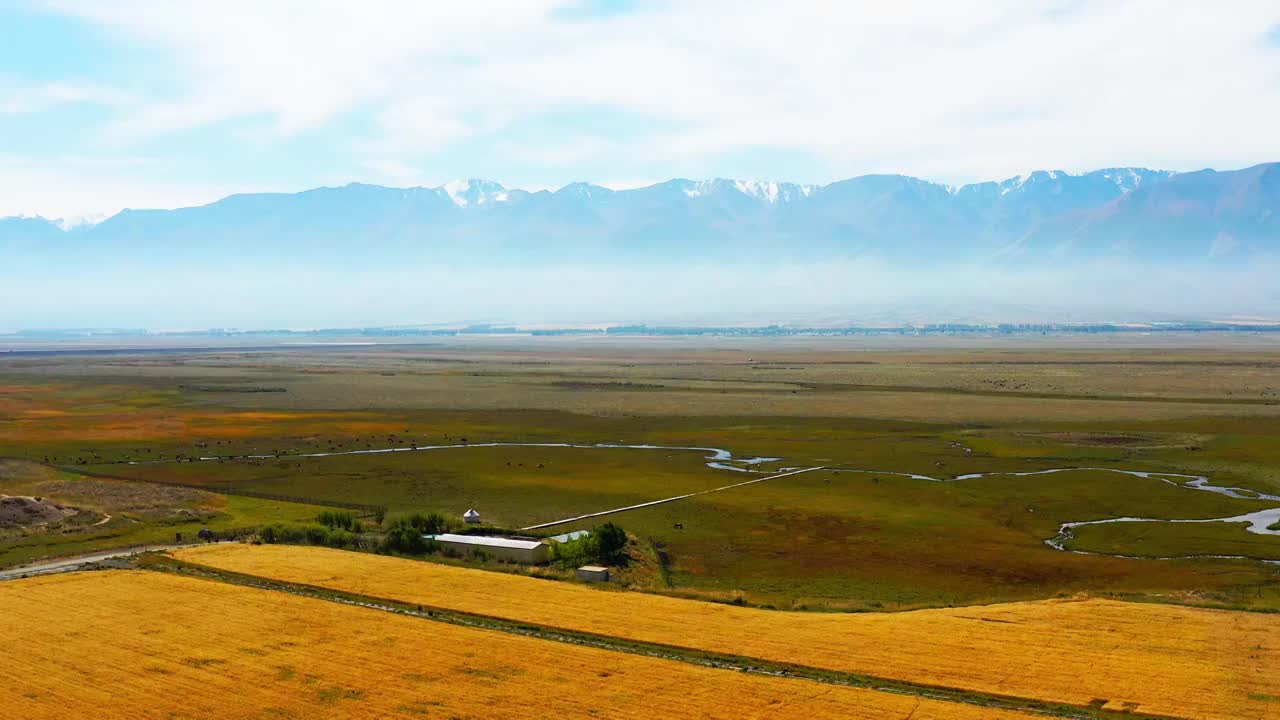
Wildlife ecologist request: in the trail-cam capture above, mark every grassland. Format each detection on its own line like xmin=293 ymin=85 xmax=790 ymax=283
xmin=91 ymin=445 xmax=741 ymax=524
xmin=0 ymin=459 xmax=329 ymax=568
xmin=63 ymin=447 xmax=1280 ymax=608
xmin=2 ymin=340 xmax=1280 ymax=608
xmin=0 ymin=569 xmax=1044 ymax=720
xmin=1068 ymin=518 xmax=1280 ymax=561
xmin=173 ymin=543 xmax=1280 ymax=720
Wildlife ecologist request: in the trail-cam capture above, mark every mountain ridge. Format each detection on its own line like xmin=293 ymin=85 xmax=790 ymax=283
xmin=4 ymin=163 xmax=1276 ymax=266
xmin=7 ymin=167 xmax=1182 ymax=224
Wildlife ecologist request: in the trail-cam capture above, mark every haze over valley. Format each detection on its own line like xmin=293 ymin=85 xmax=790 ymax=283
xmin=5 ymin=162 xmax=1278 ymax=330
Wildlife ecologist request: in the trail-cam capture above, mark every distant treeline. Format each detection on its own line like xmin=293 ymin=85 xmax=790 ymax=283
xmin=598 ymin=323 xmax=1280 ymax=336
xmin=7 ymin=322 xmax=1280 ymax=343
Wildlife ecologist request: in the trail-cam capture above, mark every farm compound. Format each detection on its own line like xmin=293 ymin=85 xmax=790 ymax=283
xmin=426 ymin=533 xmax=550 ymax=563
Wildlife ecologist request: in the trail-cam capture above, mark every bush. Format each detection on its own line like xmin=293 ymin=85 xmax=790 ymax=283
xmin=258 ymin=524 xmax=278 ymax=544
xmin=305 ymin=525 xmax=330 ymax=545
xmin=549 ymin=522 xmax=629 ymax=568
xmin=383 ymin=511 xmax=454 ymax=535
xmin=316 ymin=510 xmax=364 ymax=532
xmin=379 ymin=518 xmax=428 ymax=555
xmin=594 ymin=522 xmax=628 ymax=563
xmin=256 ymin=522 xmax=363 ymax=549
xmin=549 ymin=536 xmax=595 ymax=567
xmin=326 ymin=529 xmax=357 ymax=549
xmin=258 ymin=523 xmax=312 ymax=545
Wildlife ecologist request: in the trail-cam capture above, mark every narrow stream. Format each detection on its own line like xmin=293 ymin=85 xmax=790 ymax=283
xmin=117 ymin=441 xmax=1280 ymax=561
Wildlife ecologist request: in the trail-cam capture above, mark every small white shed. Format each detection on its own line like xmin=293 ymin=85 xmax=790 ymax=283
xmin=576 ymin=565 xmax=610 ymax=583
xmin=463 ymin=508 xmax=481 ymax=524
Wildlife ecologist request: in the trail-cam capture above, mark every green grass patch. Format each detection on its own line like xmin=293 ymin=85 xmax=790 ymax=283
xmin=1068 ymin=518 xmax=1280 ymax=561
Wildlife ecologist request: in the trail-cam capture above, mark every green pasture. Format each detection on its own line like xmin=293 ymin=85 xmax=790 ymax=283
xmin=2 ymin=346 xmax=1279 ymax=609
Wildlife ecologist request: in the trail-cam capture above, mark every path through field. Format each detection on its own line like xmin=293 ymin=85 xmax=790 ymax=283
xmin=520 ymin=466 xmax=824 ymax=530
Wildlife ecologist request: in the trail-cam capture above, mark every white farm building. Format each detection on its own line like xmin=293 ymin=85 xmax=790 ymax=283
xmin=425 ymin=533 xmax=550 ymax=564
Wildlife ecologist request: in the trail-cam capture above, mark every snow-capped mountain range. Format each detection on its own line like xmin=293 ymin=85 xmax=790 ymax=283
xmin=3 ymin=163 xmax=1276 ymax=267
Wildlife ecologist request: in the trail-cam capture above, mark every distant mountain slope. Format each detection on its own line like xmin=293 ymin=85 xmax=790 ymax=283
xmin=1020 ymin=164 xmax=1279 ymax=260
xmin=0 ymin=216 xmax=66 ymax=248
xmin=4 ymin=165 xmax=1276 ymax=267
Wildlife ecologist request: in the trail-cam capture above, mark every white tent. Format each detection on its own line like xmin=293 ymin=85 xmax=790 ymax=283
xmin=463 ymin=508 xmax=481 ymax=523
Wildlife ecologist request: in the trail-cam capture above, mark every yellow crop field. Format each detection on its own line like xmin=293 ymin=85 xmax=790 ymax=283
xmin=0 ymin=570 xmax=1041 ymax=720
xmin=175 ymin=543 xmax=1280 ymax=720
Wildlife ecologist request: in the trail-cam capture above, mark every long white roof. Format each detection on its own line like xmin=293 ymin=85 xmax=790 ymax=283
xmin=425 ymin=533 xmax=544 ymax=550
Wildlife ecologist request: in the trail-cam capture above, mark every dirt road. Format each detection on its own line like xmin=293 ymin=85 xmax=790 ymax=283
xmin=0 ymin=542 xmax=226 ymax=581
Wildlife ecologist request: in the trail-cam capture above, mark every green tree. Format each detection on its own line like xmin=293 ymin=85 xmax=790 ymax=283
xmin=549 ymin=523 xmax=629 ymax=568
xmin=379 ymin=518 xmax=427 ymax=555
xmin=316 ymin=510 xmax=354 ymax=530
xmin=385 ymin=511 xmax=454 ymax=534
xmin=594 ymin=522 xmax=628 ymax=563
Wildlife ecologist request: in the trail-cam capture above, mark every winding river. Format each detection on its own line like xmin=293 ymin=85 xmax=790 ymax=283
xmin=120 ymin=441 xmax=1280 ymax=561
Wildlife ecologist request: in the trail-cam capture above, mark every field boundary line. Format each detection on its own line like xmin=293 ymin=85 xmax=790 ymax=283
xmin=521 ymin=466 xmax=824 ymax=531
xmin=140 ymin=557 xmax=1178 ymax=720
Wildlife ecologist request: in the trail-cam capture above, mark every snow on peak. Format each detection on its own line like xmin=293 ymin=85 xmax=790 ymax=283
xmin=735 ymin=180 xmax=780 ymax=203
xmin=679 ymin=179 xmax=814 ymax=203
xmin=1097 ymin=168 xmax=1165 ymax=192
xmin=440 ymin=179 xmax=508 ymax=207
xmin=5 ymin=212 xmax=102 ymax=230
xmin=998 ymin=169 xmax=1068 ymax=195
xmin=735 ymin=180 xmax=816 ymax=203
xmin=558 ymin=182 xmax=611 ymax=199
xmin=55 ymin=213 xmax=106 ymax=230
xmin=990 ymin=168 xmax=1167 ymax=196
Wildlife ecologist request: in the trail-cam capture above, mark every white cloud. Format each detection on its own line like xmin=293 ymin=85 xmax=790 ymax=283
xmin=0 ymin=79 xmax=130 ymax=116
xmin=24 ymin=0 xmax=1280 ymax=202
xmin=0 ymin=155 xmax=265 ymax=219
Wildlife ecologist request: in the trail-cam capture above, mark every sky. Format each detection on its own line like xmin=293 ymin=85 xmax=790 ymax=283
xmin=3 ymin=0 xmax=1280 ymax=222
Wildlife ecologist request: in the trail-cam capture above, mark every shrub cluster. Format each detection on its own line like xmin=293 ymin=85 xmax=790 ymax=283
xmin=549 ymin=522 xmax=628 ymax=568
xmin=377 ymin=512 xmax=453 ymax=555
xmin=384 ymin=511 xmax=454 ymax=535
xmin=316 ymin=510 xmax=364 ymax=533
xmin=257 ymin=523 xmax=362 ymax=549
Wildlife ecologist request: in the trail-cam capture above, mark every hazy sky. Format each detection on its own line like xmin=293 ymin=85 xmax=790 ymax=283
xmin=6 ymin=258 xmax=1280 ymax=332
xmin=3 ymin=0 xmax=1280 ymax=220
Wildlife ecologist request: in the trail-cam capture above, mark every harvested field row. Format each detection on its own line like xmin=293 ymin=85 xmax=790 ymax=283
xmin=0 ymin=570 xmax=1039 ymax=720
xmin=174 ymin=543 xmax=1280 ymax=720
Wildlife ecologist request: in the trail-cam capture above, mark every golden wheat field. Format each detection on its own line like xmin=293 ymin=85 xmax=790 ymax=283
xmin=174 ymin=543 xmax=1280 ymax=720
xmin=0 ymin=570 xmax=1045 ymax=720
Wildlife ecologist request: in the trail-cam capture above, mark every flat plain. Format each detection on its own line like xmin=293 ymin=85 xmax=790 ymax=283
xmin=2 ymin=336 xmax=1279 ymax=609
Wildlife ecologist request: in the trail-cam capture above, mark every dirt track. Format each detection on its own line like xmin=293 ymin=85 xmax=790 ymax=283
xmin=0 ymin=542 xmax=225 ymax=581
